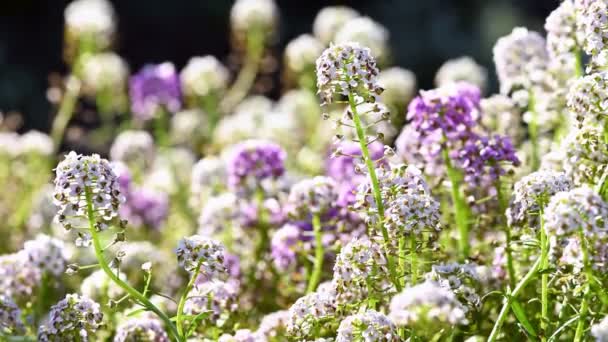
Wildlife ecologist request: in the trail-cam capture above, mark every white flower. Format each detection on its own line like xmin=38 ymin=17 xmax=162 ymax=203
xmin=336 ymin=310 xmax=398 ymax=342
xmin=64 ymin=0 xmax=115 ymax=47
xmin=81 ymin=53 xmax=129 ymax=91
xmin=335 ymin=17 xmax=390 ymax=64
xmin=230 ymin=0 xmax=278 ymax=36
xmin=181 ymin=56 xmax=229 ymax=98
xmin=285 ymin=34 xmax=325 ymax=74
xmin=175 ymin=235 xmax=226 ymax=277
xmin=313 ymin=6 xmax=359 ymax=44
xmin=435 ymin=56 xmax=487 ymax=91
xmin=110 ymin=130 xmax=155 ymax=167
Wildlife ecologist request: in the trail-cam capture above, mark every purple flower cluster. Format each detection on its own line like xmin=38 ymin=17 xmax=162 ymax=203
xmin=406 ymin=82 xmax=481 ymax=144
xmin=129 ymin=62 xmax=182 ymax=121
xmin=119 ymin=188 xmax=169 ymax=230
xmin=456 ymin=134 xmax=520 ymax=185
xmin=226 ymin=140 xmax=286 ymax=192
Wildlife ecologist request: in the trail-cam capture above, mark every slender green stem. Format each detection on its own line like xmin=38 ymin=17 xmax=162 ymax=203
xmin=51 ymin=76 xmax=81 ymax=152
xmin=442 ymin=147 xmax=470 ymax=260
xmin=220 ymin=30 xmax=264 ymax=113
xmin=528 ymin=91 xmax=540 ymax=171
xmin=347 ymin=92 xmax=401 ymax=292
xmin=176 ymin=261 xmax=202 ymax=338
xmin=84 ymin=188 xmax=182 ymax=342
xmin=540 ymin=215 xmax=549 ymax=340
xmin=307 ymin=214 xmax=324 ymax=293
xmin=496 ymin=177 xmax=515 ymax=289
xmin=488 ymin=257 xmax=542 ymax=342
xmin=573 ymin=288 xmax=589 ymax=342
xmin=398 ymin=236 xmax=406 ymax=287
xmin=410 ymin=234 xmax=418 ymax=285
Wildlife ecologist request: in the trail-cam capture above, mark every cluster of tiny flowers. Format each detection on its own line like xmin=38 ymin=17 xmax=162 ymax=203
xmin=577 ymin=0 xmax=608 ymax=65
xmin=406 ymin=82 xmax=480 ymax=144
xmin=226 ymin=139 xmax=286 ymax=192
xmin=0 ymin=253 xmax=41 ymax=301
xmin=129 ymin=62 xmax=182 ymax=121
xmin=22 ymin=234 xmax=68 ymax=276
xmin=287 ymin=176 xmax=339 ymax=218
xmin=285 ymin=34 xmax=325 ymax=74
xmin=198 ymin=193 xmax=240 ymax=237
xmin=315 ymin=42 xmax=383 ymax=105
xmin=120 ymin=187 xmax=169 ymax=230
xmin=384 ymin=189 xmax=442 ymax=238
xmin=377 ymin=67 xmax=417 ymax=111
xmin=336 ymin=310 xmax=398 ymax=342
xmin=492 ymin=27 xmax=549 ymax=95
xmin=180 ymin=56 xmax=229 ymax=98
xmin=455 ymin=134 xmax=520 ymax=185
xmin=257 ymin=310 xmax=289 ymax=340
xmin=38 ymin=294 xmax=104 ymax=342
xmin=219 ymin=329 xmax=260 ymax=342
xmin=184 ymin=280 xmax=238 ymax=324
xmin=0 ymin=295 xmax=25 ymax=334
xmin=113 ymin=316 xmax=169 ymax=342
xmin=109 ymin=130 xmax=155 ymax=167
xmin=0 ymin=131 xmax=54 ymax=157
xmin=592 ymin=315 xmax=608 ymax=342
xmin=545 ymin=0 xmax=579 ymax=58
xmin=334 ymin=17 xmax=390 ymax=63
xmin=479 ymin=95 xmax=523 ymax=144
xmin=64 ymin=0 xmax=115 ymax=47
xmin=81 ymin=52 xmax=129 ymax=91
xmin=543 ymin=187 xmax=608 ymax=237
xmin=435 ymin=56 xmax=488 ymax=91
xmin=53 ymin=152 xmax=125 ymax=238
xmin=506 ymin=170 xmax=572 ymax=228
xmin=270 ymin=223 xmax=300 ymax=271
xmin=286 ymin=291 xmax=337 ymax=339
xmin=230 ymin=0 xmax=278 ymax=36
xmin=562 ymin=124 xmax=608 ymax=186
xmin=191 ymin=157 xmax=226 ymax=203
xmin=425 ymin=263 xmax=481 ymax=311
xmin=566 ymin=71 xmax=608 ymax=126
xmin=175 ymin=235 xmax=226 ymax=276
xmin=388 ymin=281 xmax=467 ymax=327
xmin=312 ymin=6 xmax=359 ymax=44
xmin=332 ymin=237 xmax=389 ymax=303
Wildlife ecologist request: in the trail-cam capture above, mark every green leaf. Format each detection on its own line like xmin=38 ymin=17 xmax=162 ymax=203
xmin=185 ymin=311 xmax=212 ymax=338
xmin=126 ymin=308 xmax=146 ymax=317
xmin=510 ymin=299 xmax=538 ymax=338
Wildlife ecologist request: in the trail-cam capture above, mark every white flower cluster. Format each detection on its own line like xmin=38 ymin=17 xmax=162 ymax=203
xmin=332 ymin=237 xmax=389 ymax=304
xmin=425 ymin=263 xmax=481 ymax=311
xmin=257 ymin=310 xmax=289 ymax=340
xmin=110 ymin=130 xmax=156 ymax=168
xmin=0 ymin=253 xmax=41 ymax=302
xmin=576 ymin=0 xmax=608 ymax=66
xmin=80 ymin=269 xmax=126 ymax=303
xmin=566 ymin=71 xmax=608 ymax=127
xmin=480 ymin=95 xmax=523 ymax=144
xmin=175 ymin=235 xmax=226 ymax=276
xmin=198 ymin=193 xmax=240 ymax=237
xmin=384 ymin=189 xmax=442 ymax=238
xmin=493 ymin=27 xmax=549 ymax=95
xmin=184 ymin=280 xmax=238 ymax=324
xmin=313 ymin=6 xmax=359 ymax=45
xmin=81 ymin=52 xmax=129 ymax=91
xmin=287 ymin=176 xmax=339 ymax=217
xmin=545 ymin=0 xmax=580 ymax=82
xmin=53 ymin=152 xmax=125 ymax=237
xmin=286 ymin=291 xmax=336 ymax=340
xmin=543 ymin=187 xmax=608 ymax=237
xmin=378 ymin=67 xmax=417 ymax=111
xmin=0 ymin=295 xmax=24 ymax=334
xmin=562 ymin=124 xmax=608 ymax=186
xmin=180 ymin=56 xmax=229 ymax=98
xmin=113 ymin=316 xmax=169 ymax=342
xmin=316 ymin=42 xmax=383 ymax=105
xmin=388 ymin=281 xmax=467 ymax=327
xmin=230 ymin=0 xmax=278 ymax=36
xmin=190 ymin=156 xmax=227 ymax=207
xmin=335 ymin=17 xmax=390 ymax=64
xmin=592 ymin=315 xmax=608 ymax=342
xmin=170 ymin=109 xmax=211 ymax=149
xmin=435 ymin=56 xmax=488 ymax=91
xmin=0 ymin=131 xmax=54 ymax=157
xmin=218 ymin=329 xmax=260 ymax=342
xmin=38 ymin=294 xmax=104 ymax=342
xmin=336 ymin=310 xmax=398 ymax=342
xmin=506 ymin=170 xmax=572 ymax=228
xmin=64 ymin=0 xmax=115 ymax=47
xmin=22 ymin=234 xmax=68 ymax=276
xmin=285 ymin=34 xmax=325 ymax=74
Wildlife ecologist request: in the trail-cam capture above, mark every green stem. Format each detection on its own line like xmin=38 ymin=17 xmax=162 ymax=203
xmin=410 ymin=234 xmax=418 ymax=285
xmin=348 ymin=92 xmax=401 ymax=292
xmin=398 ymin=236 xmax=406 ymax=287
xmin=307 ymin=214 xmax=324 ymax=293
xmin=488 ymin=256 xmax=542 ymax=342
xmin=442 ymin=147 xmax=470 ymax=261
xmin=221 ymin=30 xmax=264 ymax=113
xmin=540 ymin=212 xmax=549 ymax=340
xmin=496 ymin=177 xmax=515 ymax=289
xmin=176 ymin=261 xmax=202 ymax=338
xmin=84 ymin=188 xmax=181 ymax=342
xmin=51 ymin=76 xmax=81 ymax=152
xmin=528 ymin=91 xmax=540 ymax=171
xmin=573 ymin=288 xmax=589 ymax=342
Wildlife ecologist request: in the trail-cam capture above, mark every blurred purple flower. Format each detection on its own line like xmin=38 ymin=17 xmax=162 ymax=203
xmin=226 ymin=140 xmax=286 ymax=192
xmin=129 ymin=62 xmax=182 ymax=121
xmin=456 ymin=134 xmax=520 ymax=185
xmin=120 ymin=188 xmax=169 ymax=230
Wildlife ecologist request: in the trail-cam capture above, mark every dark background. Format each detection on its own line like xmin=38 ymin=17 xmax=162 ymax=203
xmin=0 ymin=0 xmax=557 ymax=132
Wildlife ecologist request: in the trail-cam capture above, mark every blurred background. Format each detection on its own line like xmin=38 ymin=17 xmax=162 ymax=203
xmin=0 ymin=0 xmax=557 ymax=132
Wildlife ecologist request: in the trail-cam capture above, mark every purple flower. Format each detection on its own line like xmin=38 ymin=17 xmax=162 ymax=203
xmin=120 ymin=187 xmax=169 ymax=230
xmin=271 ymin=223 xmax=300 ymax=271
xmin=456 ymin=134 xmax=520 ymax=185
xmin=407 ymin=82 xmax=481 ymax=143
xmin=226 ymin=140 xmax=286 ymax=192
xmin=129 ymin=62 xmax=182 ymax=121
